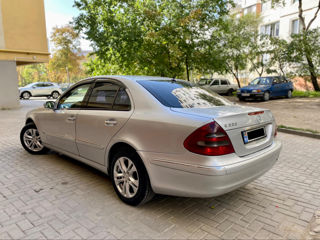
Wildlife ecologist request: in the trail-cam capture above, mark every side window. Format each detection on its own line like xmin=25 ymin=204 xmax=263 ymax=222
xmin=113 ymin=89 xmax=131 ymax=111
xmin=87 ymin=82 xmax=119 ymax=110
xmin=273 ymin=77 xmax=280 ymax=84
xmin=58 ymin=84 xmax=91 ymax=109
xmin=211 ymin=80 xmax=219 ymax=86
xmin=221 ymin=80 xmax=228 ymax=85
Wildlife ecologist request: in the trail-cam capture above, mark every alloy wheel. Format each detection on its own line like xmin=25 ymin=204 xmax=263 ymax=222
xmin=52 ymin=92 xmax=60 ymax=99
xmin=23 ymin=128 xmax=44 ymax=152
xmin=23 ymin=92 xmax=30 ymax=99
xmin=113 ymin=157 xmax=139 ymax=198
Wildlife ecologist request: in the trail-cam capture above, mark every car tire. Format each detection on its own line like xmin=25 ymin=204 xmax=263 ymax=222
xmin=227 ymin=89 xmax=234 ymax=96
xmin=51 ymin=91 xmax=60 ymax=99
xmin=21 ymin=91 xmax=31 ymax=100
xmin=110 ymin=147 xmax=154 ymax=206
xmin=238 ymin=97 xmax=245 ymax=101
xmin=287 ymin=90 xmax=292 ymax=99
xmin=263 ymin=92 xmax=270 ymax=101
xmin=20 ymin=123 xmax=48 ymax=155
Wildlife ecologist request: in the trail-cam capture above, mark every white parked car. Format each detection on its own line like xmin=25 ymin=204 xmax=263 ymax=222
xmin=19 ymin=82 xmax=63 ymax=100
xmin=20 ymin=76 xmax=281 ymax=206
xmin=198 ymin=78 xmax=239 ymax=95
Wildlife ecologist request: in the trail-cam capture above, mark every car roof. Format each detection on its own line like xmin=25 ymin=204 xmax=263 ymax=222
xmin=88 ymin=75 xmax=180 ymax=82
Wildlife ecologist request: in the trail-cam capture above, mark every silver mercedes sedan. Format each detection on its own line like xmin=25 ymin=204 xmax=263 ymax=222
xmin=20 ymin=76 xmax=282 ymax=206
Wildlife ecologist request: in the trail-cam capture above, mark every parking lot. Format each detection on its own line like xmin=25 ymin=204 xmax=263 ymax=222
xmin=225 ymin=96 xmax=320 ymax=132
xmin=0 ymin=100 xmax=319 ymax=239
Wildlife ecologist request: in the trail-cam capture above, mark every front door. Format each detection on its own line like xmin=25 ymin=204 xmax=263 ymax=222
xmin=32 ymin=83 xmax=46 ymax=96
xmin=75 ymin=81 xmax=133 ymax=165
xmin=38 ymin=83 xmax=92 ymax=154
xmin=271 ymin=77 xmax=282 ymax=97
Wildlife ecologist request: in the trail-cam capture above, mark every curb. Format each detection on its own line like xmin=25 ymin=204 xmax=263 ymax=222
xmin=278 ymin=127 xmax=320 ymax=140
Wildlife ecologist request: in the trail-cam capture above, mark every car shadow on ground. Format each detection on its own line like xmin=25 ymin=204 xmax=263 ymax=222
xmin=47 ymin=149 xmax=257 ymax=207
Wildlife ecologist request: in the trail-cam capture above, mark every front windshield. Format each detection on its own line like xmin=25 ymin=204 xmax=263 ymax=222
xmin=138 ymin=80 xmax=232 ymax=108
xmin=249 ymin=77 xmax=272 ymax=85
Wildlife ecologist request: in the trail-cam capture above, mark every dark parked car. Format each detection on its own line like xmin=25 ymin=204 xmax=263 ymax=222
xmin=237 ymin=76 xmax=294 ymax=101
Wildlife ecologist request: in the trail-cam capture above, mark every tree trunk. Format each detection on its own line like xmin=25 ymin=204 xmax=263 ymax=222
xmin=305 ymin=54 xmax=320 ymax=91
xmin=185 ymin=56 xmax=190 ymax=81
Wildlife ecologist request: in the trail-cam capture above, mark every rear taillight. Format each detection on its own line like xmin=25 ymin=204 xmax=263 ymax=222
xmin=183 ymin=121 xmax=235 ymax=156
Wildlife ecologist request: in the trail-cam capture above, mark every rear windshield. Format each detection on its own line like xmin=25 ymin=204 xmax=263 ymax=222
xmin=138 ymin=80 xmax=232 ymax=108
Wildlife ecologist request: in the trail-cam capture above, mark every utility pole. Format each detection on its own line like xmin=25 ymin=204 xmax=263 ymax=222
xmin=66 ymin=66 xmax=70 ymax=88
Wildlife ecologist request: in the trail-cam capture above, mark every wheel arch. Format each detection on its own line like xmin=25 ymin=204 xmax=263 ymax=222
xmin=20 ymin=91 xmax=32 ymax=97
xmin=107 ymin=142 xmax=144 ymax=175
xmin=25 ymin=118 xmax=35 ymax=125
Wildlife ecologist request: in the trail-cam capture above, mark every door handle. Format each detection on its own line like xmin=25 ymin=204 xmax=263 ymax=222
xmin=105 ymin=119 xmax=117 ymax=126
xmin=67 ymin=116 xmax=76 ymax=122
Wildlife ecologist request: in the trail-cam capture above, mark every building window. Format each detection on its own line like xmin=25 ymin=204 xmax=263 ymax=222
xmin=291 ymin=19 xmax=302 ymax=34
xmin=244 ymin=4 xmax=256 ymax=15
xmin=260 ymin=22 xmax=280 ymax=37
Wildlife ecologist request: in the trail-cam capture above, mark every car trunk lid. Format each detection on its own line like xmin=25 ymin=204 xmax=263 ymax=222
xmin=171 ymin=105 xmax=275 ymax=157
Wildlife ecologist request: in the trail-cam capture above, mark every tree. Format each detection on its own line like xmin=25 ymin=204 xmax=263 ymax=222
xmin=270 ymin=0 xmax=320 ymax=91
xmin=73 ymin=0 xmax=233 ymax=80
xmin=289 ymin=29 xmax=320 ymax=78
xmin=18 ymin=64 xmax=48 ymax=86
xmin=49 ymin=25 xmax=85 ymax=84
xmin=247 ymin=34 xmax=269 ymax=78
xmin=267 ymin=37 xmax=293 ymax=76
xmin=209 ymin=14 xmax=260 ymax=87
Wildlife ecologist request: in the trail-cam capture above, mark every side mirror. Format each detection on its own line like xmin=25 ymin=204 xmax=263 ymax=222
xmin=32 ymin=85 xmax=37 ymax=88
xmin=44 ymin=101 xmax=55 ymax=110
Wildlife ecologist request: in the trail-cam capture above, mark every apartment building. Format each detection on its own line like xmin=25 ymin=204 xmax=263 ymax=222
xmin=237 ymin=0 xmax=320 ymax=39
xmin=225 ymin=0 xmax=320 ymax=86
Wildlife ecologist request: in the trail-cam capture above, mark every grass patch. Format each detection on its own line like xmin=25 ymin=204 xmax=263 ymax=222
xmin=292 ymin=90 xmax=320 ymax=98
xmin=278 ymin=125 xmax=320 ymax=134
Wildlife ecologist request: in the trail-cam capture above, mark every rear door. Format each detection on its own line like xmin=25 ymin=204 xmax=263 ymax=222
xmin=220 ymin=79 xmax=229 ymax=94
xmin=279 ymin=77 xmax=290 ymax=96
xmin=76 ymin=80 xmax=133 ymax=165
xmin=42 ymin=83 xmax=54 ymax=95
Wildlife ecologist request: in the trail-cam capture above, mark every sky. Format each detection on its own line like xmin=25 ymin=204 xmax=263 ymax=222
xmin=44 ymin=0 xmax=92 ymax=51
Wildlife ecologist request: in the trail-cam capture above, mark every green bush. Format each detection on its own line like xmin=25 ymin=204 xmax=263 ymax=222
xmin=292 ymin=90 xmax=320 ymax=98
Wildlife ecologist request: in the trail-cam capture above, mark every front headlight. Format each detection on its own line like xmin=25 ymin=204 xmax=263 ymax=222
xmin=237 ymin=89 xmax=241 ymax=93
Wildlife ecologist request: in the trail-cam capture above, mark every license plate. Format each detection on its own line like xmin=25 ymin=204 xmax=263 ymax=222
xmin=242 ymin=93 xmax=250 ymax=96
xmin=242 ymin=127 xmax=266 ymax=144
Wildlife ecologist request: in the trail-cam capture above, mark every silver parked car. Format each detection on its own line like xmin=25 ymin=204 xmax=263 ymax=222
xmin=19 ymin=82 xmax=63 ymax=100
xmin=198 ymin=78 xmax=239 ymax=95
xmin=20 ymin=76 xmax=281 ymax=206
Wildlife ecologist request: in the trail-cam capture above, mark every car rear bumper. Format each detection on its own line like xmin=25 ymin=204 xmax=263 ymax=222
xmin=139 ymin=140 xmax=281 ymax=198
